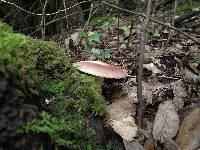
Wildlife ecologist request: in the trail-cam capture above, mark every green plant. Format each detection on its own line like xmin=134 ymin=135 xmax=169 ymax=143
xmin=152 ymin=30 xmax=161 ymax=38
xmin=85 ymin=47 xmax=111 ymax=59
xmin=88 ymin=32 xmax=101 ymax=42
xmin=122 ymin=25 xmax=131 ymax=37
xmin=89 ymin=15 xmax=118 ymax=27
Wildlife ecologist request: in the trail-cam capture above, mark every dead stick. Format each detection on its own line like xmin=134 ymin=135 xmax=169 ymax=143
xmin=126 ymin=19 xmax=134 ymax=48
xmin=164 ymin=0 xmax=177 ymax=53
xmin=137 ymin=0 xmax=152 ymax=129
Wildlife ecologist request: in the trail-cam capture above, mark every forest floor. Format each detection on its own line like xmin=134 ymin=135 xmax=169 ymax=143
xmin=1 ymin=0 xmax=200 ymax=149
xmin=53 ymin=10 xmax=200 ymax=150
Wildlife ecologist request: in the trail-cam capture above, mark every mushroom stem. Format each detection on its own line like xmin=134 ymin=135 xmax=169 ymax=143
xmin=95 ymin=76 xmax=104 ymax=90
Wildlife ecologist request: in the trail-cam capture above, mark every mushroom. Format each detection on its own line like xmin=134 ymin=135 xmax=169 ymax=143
xmin=73 ymin=61 xmax=128 ymax=88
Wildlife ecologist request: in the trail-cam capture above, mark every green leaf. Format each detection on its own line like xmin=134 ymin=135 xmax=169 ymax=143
xmin=198 ymin=56 xmax=200 ymax=64
xmin=84 ymin=47 xmax=101 ymax=55
xmin=165 ymin=23 xmax=171 ymax=27
xmin=91 ymin=48 xmax=101 ymax=55
xmin=89 ymin=17 xmax=103 ymax=26
xmin=122 ymin=26 xmax=130 ymax=37
xmin=153 ymin=30 xmax=160 ymax=38
xmin=101 ymin=21 xmax=110 ymax=28
xmin=84 ymin=47 xmax=92 ymax=52
xmin=106 ymin=16 xmax=118 ymax=26
xmin=100 ymin=51 xmax=111 ymax=58
xmin=88 ymin=32 xmax=101 ymax=42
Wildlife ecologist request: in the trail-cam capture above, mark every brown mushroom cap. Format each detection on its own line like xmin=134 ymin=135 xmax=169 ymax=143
xmin=73 ymin=61 xmax=128 ymax=79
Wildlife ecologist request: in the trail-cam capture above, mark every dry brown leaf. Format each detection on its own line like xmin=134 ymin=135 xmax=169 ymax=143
xmin=124 ymin=77 xmax=169 ymax=104
xmin=107 ymin=98 xmax=138 ymax=141
xmin=164 ymin=138 xmax=181 ymax=150
xmin=172 ymin=96 xmax=184 ymax=111
xmin=189 ymin=45 xmax=199 ymax=54
xmin=175 ymin=44 xmax=183 ymax=50
xmin=176 ymin=107 xmax=200 ymax=150
xmin=181 ymin=68 xmax=198 ymax=82
xmin=144 ymin=136 xmax=155 ymax=150
xmin=111 ymin=116 xmax=138 ymax=141
xmin=153 ymin=101 xmax=180 ymax=143
xmin=143 ymin=63 xmax=163 ymax=75
xmin=107 ymin=98 xmax=136 ymax=120
xmin=171 ymin=80 xmax=186 ymax=110
xmin=171 ymin=80 xmax=187 ymax=97
xmin=124 ymin=139 xmax=145 ymax=150
xmin=190 ymin=62 xmax=200 ymax=75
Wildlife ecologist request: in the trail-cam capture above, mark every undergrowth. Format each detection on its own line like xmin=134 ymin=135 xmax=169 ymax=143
xmin=0 ymin=21 xmax=107 ymax=149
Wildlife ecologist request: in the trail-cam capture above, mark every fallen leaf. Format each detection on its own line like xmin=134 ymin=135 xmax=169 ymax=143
xmin=88 ymin=32 xmax=101 ymax=42
xmin=153 ymin=101 xmax=180 ymax=143
xmin=107 ymin=98 xmax=136 ymax=120
xmin=144 ymin=136 xmax=155 ymax=150
xmin=176 ymin=107 xmax=200 ymax=150
xmin=143 ymin=63 xmax=163 ymax=75
xmin=171 ymin=80 xmax=186 ymax=111
xmin=107 ymin=98 xmax=138 ymax=141
xmin=175 ymin=44 xmax=183 ymax=50
xmin=124 ymin=139 xmax=145 ymax=150
xmin=164 ymin=138 xmax=181 ymax=150
xmin=111 ymin=116 xmax=138 ymax=141
xmin=171 ymin=80 xmax=187 ymax=98
xmin=124 ymin=78 xmax=169 ymax=104
xmin=181 ymin=67 xmax=198 ymax=82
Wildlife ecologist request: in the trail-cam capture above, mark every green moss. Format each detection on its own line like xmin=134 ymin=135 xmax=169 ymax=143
xmin=0 ymin=22 xmax=107 ymax=149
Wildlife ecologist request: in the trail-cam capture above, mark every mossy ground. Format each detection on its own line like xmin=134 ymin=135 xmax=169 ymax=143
xmin=0 ymin=22 xmax=107 ymax=149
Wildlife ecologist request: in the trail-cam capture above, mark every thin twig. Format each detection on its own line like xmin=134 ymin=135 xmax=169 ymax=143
xmin=164 ymin=0 xmax=177 ymax=53
xmin=126 ymin=19 xmax=134 ymax=48
xmin=29 ymin=4 xmax=102 ymax=36
xmin=117 ymin=14 xmax=120 ymax=50
xmin=137 ymin=0 xmax=152 ymax=129
xmin=83 ymin=3 xmax=94 ymax=31
xmin=102 ymin=1 xmax=200 ymax=45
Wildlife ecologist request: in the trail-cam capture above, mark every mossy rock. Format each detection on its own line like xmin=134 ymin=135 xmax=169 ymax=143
xmin=0 ymin=22 xmax=107 ymax=149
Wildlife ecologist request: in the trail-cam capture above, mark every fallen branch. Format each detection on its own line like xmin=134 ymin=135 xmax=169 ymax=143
xmin=102 ymin=1 xmax=200 ymax=45
xmin=174 ymin=9 xmax=200 ymax=26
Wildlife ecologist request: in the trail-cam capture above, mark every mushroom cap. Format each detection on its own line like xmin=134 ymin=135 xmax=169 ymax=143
xmin=73 ymin=61 xmax=128 ymax=79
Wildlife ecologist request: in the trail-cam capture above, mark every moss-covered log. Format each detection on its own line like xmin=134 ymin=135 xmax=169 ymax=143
xmin=0 ymin=22 xmax=107 ymax=149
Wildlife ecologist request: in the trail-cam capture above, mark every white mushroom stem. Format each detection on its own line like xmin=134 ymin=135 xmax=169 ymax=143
xmin=95 ymin=76 xmax=104 ymax=90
